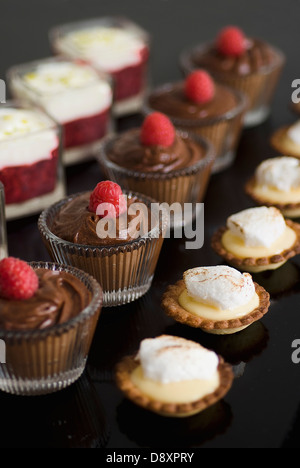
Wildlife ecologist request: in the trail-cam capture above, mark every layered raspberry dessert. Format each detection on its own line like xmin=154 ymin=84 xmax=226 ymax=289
xmin=8 ymin=59 xmax=113 ymax=165
xmin=50 ymin=18 xmax=149 ymax=115
xmin=0 ymin=106 xmax=63 ymax=219
xmin=180 ymin=26 xmax=285 ymax=126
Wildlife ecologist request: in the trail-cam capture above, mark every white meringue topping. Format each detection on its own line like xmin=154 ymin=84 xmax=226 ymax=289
xmin=227 ymin=206 xmax=286 ymax=248
xmin=137 ymin=335 xmax=219 ymax=384
xmin=256 ymin=157 xmax=300 ymax=192
xmin=183 ymin=265 xmax=255 ymax=311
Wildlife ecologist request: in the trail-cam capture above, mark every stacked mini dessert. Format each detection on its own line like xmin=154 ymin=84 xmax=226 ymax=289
xmin=50 ymin=17 xmax=150 ymax=116
xmin=8 ymin=58 xmax=113 ymax=165
xmin=0 ymin=104 xmax=65 ymax=220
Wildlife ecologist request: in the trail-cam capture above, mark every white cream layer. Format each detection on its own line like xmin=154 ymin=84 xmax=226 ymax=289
xmin=57 ymin=27 xmax=146 ymax=72
xmin=0 ymin=108 xmax=58 ymax=169
xmin=12 ymin=61 xmax=112 ymax=123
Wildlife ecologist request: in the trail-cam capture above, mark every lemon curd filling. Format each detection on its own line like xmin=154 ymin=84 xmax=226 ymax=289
xmin=178 ymin=289 xmax=259 ymax=321
xmin=252 ymin=184 xmax=300 ymax=204
xmin=131 ymin=365 xmax=220 ymax=404
xmin=222 ymin=226 xmax=296 ymax=259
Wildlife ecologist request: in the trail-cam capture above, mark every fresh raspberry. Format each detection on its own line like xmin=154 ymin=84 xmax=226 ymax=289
xmin=216 ymin=26 xmax=246 ymax=56
xmin=89 ymin=181 xmax=127 ymax=218
xmin=0 ymin=257 xmax=39 ymax=301
xmin=140 ymin=112 xmax=175 ymax=147
xmin=185 ymin=70 xmax=215 ymax=104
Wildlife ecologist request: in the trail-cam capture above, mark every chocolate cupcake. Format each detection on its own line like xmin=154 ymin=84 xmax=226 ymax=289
xmin=144 ymin=72 xmax=246 ymax=173
xmin=180 ymin=26 xmax=285 ymax=127
xmin=38 ymin=181 xmax=167 ymax=307
xmin=98 ymin=113 xmax=215 ymax=227
xmin=0 ymin=258 xmax=102 ymax=395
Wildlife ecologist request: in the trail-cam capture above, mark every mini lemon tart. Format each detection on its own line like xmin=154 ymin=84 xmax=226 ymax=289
xmin=245 ymin=157 xmax=300 ymax=217
xmin=270 ymin=120 xmax=300 ymax=158
xmin=161 ymin=266 xmax=270 ymax=334
xmin=115 ymin=335 xmax=233 ymax=417
xmin=212 ymin=206 xmax=300 ymax=273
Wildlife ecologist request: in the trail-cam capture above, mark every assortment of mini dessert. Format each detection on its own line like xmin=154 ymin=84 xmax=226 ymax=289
xmin=0 ymin=21 xmax=299 ymax=421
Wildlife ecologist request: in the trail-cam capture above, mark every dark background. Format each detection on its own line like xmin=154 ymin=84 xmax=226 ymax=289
xmin=1 ymin=0 xmax=300 ymax=449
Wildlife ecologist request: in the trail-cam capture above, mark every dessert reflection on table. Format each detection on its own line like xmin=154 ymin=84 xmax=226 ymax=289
xmin=165 ymin=320 xmax=269 ymax=366
xmin=0 ymin=373 xmax=109 ymax=448
xmin=116 ymin=398 xmax=232 ymax=448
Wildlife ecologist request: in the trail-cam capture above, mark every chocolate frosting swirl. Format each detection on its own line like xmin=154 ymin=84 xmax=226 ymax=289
xmin=107 ymin=129 xmax=205 ymax=173
xmin=51 ymin=193 xmax=150 ymax=246
xmin=148 ymin=82 xmax=237 ymax=121
xmin=191 ymin=39 xmax=277 ymax=76
xmin=0 ymin=268 xmax=91 ymax=331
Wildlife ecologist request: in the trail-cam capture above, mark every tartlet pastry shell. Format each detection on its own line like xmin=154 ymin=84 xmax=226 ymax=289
xmin=211 ymin=219 xmax=300 ymax=271
xmin=115 ymin=354 xmax=233 ymax=417
xmin=270 ymin=126 xmax=300 ymax=158
xmin=245 ymin=177 xmax=300 ymax=217
xmin=161 ymin=280 xmax=270 ymax=332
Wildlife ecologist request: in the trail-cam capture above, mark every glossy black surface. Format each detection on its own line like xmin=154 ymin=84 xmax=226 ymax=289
xmin=1 ymin=0 xmax=300 ymax=449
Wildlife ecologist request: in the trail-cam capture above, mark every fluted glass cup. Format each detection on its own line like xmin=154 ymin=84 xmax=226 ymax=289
xmin=38 ymin=191 xmax=167 ymax=307
xmin=180 ymin=43 xmax=285 ymax=127
xmin=97 ymin=130 xmax=215 ymax=228
xmin=0 ymin=262 xmax=102 ymax=396
xmin=0 ymin=182 xmax=8 ymax=259
xmin=144 ymin=84 xmax=247 ymax=173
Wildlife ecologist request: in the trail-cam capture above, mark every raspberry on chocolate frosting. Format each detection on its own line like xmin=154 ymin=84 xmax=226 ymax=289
xmin=0 ymin=268 xmax=92 ymax=331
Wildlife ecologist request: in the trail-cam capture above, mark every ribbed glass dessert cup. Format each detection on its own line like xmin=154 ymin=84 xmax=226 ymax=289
xmin=0 ymin=261 xmax=102 ymax=396
xmin=98 ymin=130 xmax=215 ymax=229
xmin=180 ymin=43 xmax=285 ymax=127
xmin=143 ymin=83 xmax=247 ymax=173
xmin=38 ymin=190 xmax=167 ymax=307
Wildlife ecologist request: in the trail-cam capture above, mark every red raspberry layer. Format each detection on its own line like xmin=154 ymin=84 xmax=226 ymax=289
xmin=111 ymin=46 xmax=149 ymax=101
xmin=63 ymin=108 xmax=110 ymax=148
xmin=0 ymin=148 xmax=59 ymax=204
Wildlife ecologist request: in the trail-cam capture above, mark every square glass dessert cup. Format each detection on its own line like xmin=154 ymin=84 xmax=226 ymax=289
xmin=38 ymin=191 xmax=167 ymax=307
xmin=144 ymin=84 xmax=247 ymax=174
xmin=0 ymin=101 xmax=65 ymax=221
xmin=97 ymin=130 xmax=215 ymax=228
xmin=0 ymin=182 xmax=8 ymax=260
xmin=179 ymin=44 xmax=285 ymax=128
xmin=0 ymin=261 xmax=102 ymax=396
xmin=7 ymin=57 xmax=114 ymax=166
xmin=49 ymin=17 xmax=150 ymax=117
